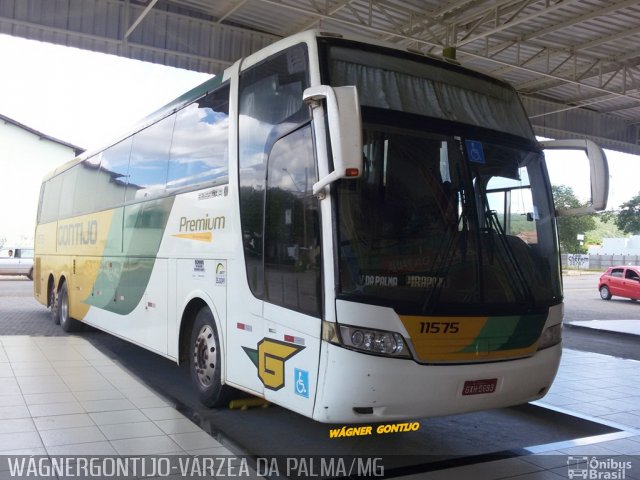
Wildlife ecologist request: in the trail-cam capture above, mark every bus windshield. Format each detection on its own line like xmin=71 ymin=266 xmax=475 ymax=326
xmin=325 ymin=43 xmax=561 ymax=316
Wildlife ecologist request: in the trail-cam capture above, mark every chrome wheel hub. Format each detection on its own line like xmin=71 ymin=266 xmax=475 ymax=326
xmin=193 ymin=325 xmax=216 ymax=387
xmin=60 ymin=290 xmax=68 ymax=322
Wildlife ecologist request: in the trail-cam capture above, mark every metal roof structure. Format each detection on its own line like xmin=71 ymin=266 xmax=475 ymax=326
xmin=1 ymin=0 xmax=639 ymax=155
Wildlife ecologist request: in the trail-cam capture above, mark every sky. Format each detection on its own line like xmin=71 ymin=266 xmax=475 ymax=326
xmin=0 ymin=34 xmax=209 ymax=245
xmin=0 ymin=33 xmax=638 ymax=244
xmin=0 ymin=34 xmax=210 ymax=149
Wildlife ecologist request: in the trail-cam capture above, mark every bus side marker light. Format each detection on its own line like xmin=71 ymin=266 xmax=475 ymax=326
xmin=284 ymin=334 xmax=305 ymax=346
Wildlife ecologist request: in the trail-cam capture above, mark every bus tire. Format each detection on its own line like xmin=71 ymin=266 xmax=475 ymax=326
xmin=50 ymin=283 xmax=60 ymax=325
xmin=27 ymin=268 xmax=33 ymax=281
xmin=190 ymin=307 xmax=233 ymax=408
xmin=58 ymin=281 xmax=81 ymax=332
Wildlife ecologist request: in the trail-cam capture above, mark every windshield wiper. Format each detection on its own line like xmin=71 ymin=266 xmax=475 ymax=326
xmin=420 ymin=166 xmax=470 ymax=313
xmin=485 ymin=208 xmax=534 ymax=308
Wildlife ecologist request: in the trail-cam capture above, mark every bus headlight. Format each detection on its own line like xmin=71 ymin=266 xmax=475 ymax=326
xmin=322 ymin=321 xmax=410 ymax=358
xmin=537 ymin=323 xmax=562 ymax=350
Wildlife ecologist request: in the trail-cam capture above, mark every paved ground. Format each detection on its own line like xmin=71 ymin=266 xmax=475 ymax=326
xmin=563 ymin=271 xmax=640 ymax=323
xmin=0 ymin=279 xmax=64 ymax=336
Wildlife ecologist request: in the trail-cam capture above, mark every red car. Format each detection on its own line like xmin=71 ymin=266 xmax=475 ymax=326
xmin=598 ymin=266 xmax=640 ymax=301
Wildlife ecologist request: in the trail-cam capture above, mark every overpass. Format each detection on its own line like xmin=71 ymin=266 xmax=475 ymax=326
xmin=1 ymin=0 xmax=639 ymax=155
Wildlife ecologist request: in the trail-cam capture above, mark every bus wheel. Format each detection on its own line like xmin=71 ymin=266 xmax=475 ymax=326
xmin=58 ymin=282 xmax=81 ymax=332
xmin=50 ymin=284 xmax=60 ymax=325
xmin=190 ymin=307 xmax=233 ymax=408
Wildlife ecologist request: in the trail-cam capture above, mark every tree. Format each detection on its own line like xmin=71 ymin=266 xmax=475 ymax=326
xmin=552 ymin=185 xmax=596 ymax=253
xmin=614 ymin=192 xmax=640 ymax=234
xmin=585 ymin=213 xmax=626 ymax=245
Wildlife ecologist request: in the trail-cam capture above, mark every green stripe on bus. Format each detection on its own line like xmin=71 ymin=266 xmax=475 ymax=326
xmin=458 ymin=314 xmax=547 ymax=353
xmin=85 ymin=197 xmax=175 ymax=315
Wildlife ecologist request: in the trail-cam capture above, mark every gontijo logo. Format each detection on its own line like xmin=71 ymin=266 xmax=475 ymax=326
xmin=172 ymin=214 xmax=226 ymax=243
xmin=242 ymin=338 xmax=304 ymax=390
xmin=57 ymin=220 xmax=98 ymax=246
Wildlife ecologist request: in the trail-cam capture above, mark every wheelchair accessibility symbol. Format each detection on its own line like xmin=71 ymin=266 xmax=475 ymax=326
xmin=465 ymin=140 xmax=485 ymax=164
xmin=294 ymin=368 xmax=309 ymax=398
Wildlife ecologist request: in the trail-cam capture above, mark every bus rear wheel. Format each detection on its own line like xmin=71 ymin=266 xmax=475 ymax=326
xmin=58 ymin=282 xmax=81 ymax=332
xmin=189 ymin=307 xmax=233 ymax=408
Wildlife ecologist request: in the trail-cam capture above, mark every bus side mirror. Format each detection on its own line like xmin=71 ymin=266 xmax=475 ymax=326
xmin=540 ymin=139 xmax=609 ymax=216
xmin=303 ymin=85 xmax=363 ymax=195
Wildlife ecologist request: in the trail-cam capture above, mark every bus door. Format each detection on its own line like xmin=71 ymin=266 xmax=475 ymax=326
xmin=234 ymin=44 xmax=323 ymax=416
xmin=261 ymin=124 xmax=323 ymax=417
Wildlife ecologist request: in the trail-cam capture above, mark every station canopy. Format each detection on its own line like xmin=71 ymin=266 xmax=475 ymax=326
xmin=1 ymin=0 xmax=639 ymax=155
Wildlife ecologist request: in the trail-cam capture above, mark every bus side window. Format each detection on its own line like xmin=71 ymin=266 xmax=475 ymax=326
xmin=58 ymin=165 xmax=79 ymax=220
xmin=40 ymin=175 xmax=63 ymax=224
xmin=264 ymin=125 xmax=321 ymax=317
xmin=73 ymin=155 xmax=101 ymax=216
xmin=126 ymin=115 xmax=176 ymax=202
xmin=167 ymin=85 xmax=230 ymax=191
xmin=95 ymin=137 xmax=132 ymax=211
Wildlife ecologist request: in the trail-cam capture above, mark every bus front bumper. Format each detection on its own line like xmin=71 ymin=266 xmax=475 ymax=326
xmin=313 ymin=342 xmax=561 ymax=423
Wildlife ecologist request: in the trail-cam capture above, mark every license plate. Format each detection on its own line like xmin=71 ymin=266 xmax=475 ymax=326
xmin=462 ymin=379 xmax=497 ymax=396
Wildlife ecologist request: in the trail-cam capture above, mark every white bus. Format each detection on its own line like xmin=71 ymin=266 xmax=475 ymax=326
xmin=34 ymin=30 xmax=608 ymax=423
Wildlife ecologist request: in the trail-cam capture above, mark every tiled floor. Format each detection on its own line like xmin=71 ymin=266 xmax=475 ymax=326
xmin=0 ymin=335 xmax=235 ymax=457
xmin=1 ymin=335 xmax=639 ymax=480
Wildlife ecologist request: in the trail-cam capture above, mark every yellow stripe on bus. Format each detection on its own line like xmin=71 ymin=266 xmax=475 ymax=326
xmin=171 ymin=232 xmax=212 ymax=242
xmin=399 ymin=315 xmax=538 ymax=362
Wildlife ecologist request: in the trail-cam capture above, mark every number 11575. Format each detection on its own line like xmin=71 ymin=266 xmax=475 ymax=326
xmin=419 ymin=322 xmax=460 ymax=334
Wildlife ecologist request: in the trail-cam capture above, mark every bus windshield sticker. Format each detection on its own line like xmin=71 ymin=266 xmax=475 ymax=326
xmin=465 ymin=140 xmax=485 ymax=164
